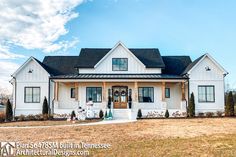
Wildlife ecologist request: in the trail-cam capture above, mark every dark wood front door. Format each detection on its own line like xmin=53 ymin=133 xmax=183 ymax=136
xmin=112 ymin=86 xmax=128 ymax=109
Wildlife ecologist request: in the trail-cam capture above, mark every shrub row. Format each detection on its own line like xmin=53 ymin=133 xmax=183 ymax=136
xmin=14 ymin=114 xmax=53 ymax=121
xmin=197 ymin=111 xmax=224 ymax=118
xmin=137 ymin=109 xmax=225 ymax=119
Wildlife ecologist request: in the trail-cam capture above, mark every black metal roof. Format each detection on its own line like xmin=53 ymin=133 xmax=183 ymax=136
xmin=51 ymin=74 xmax=187 ymax=79
xmin=38 ymin=48 xmax=197 ymax=78
xmin=42 ymin=56 xmax=79 ymax=75
xmin=162 ymin=56 xmax=192 ymax=75
xmin=75 ymin=48 xmax=165 ymax=68
xmin=181 ymin=55 xmax=204 ymax=75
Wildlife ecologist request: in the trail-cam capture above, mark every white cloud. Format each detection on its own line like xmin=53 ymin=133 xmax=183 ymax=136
xmin=0 ymin=61 xmax=20 ymax=95
xmin=0 ymin=45 xmax=26 ymax=59
xmin=0 ymin=0 xmax=83 ymax=94
xmin=0 ymin=0 xmax=83 ymax=53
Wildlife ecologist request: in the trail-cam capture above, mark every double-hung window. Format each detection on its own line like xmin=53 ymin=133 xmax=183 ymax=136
xmin=24 ymin=87 xmax=40 ymax=103
xmin=86 ymin=87 xmax=102 ymax=102
xmin=198 ymin=85 xmax=215 ymax=102
xmin=138 ymin=87 xmax=154 ymax=103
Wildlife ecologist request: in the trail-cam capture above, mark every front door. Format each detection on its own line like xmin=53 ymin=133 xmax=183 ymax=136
xmin=112 ymin=86 xmax=128 ymax=109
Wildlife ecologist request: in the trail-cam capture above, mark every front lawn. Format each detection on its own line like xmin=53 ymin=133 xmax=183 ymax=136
xmin=1 ymin=118 xmax=236 ymax=156
xmin=0 ymin=119 xmax=100 ymax=127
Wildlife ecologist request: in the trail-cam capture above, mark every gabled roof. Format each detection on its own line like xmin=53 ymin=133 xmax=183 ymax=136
xmin=182 ymin=53 xmax=228 ymax=75
xmin=181 ymin=55 xmax=204 ymax=75
xmin=12 ymin=56 xmax=50 ymax=77
xmin=162 ymin=56 xmax=192 ymax=75
xmin=94 ymin=41 xmax=147 ymax=68
xmin=75 ymin=48 xmax=165 ymax=68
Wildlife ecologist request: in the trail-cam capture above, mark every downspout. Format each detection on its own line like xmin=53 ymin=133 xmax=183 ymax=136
xmin=186 ymin=76 xmax=190 ymax=115
xmin=11 ymin=76 xmax=17 ymax=119
xmin=51 ymin=79 xmax=55 ymax=115
xmin=48 ymin=77 xmax=51 ymax=115
xmin=187 ymin=78 xmax=190 ymax=113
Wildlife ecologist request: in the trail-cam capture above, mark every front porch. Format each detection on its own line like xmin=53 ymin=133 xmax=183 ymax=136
xmin=51 ymin=79 xmax=188 ymax=119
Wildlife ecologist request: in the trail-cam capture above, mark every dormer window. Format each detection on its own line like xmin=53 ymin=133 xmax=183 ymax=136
xmin=112 ymin=58 xmax=128 ymax=71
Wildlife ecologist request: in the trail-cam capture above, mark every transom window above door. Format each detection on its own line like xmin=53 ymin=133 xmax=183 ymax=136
xmin=112 ymin=58 xmax=128 ymax=71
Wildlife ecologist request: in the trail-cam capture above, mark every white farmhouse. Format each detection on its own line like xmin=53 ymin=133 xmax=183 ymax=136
xmin=10 ymin=42 xmax=228 ymax=119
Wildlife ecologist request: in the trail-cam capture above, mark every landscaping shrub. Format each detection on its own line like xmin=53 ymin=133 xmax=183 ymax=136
xmin=14 ymin=116 xmax=19 ymax=121
xmin=165 ymin=110 xmax=169 ymax=118
xmin=35 ymin=114 xmax=44 ymax=121
xmin=216 ymin=111 xmax=223 ymax=117
xmin=99 ymin=110 xmax=104 ymax=119
xmin=26 ymin=114 xmax=36 ymax=121
xmin=0 ymin=112 xmax=5 ymax=122
xmin=71 ymin=110 xmax=76 ymax=120
xmin=5 ymin=99 xmax=13 ymax=121
xmin=18 ymin=115 xmax=26 ymax=121
xmin=137 ymin=109 xmax=142 ymax=119
xmin=42 ymin=97 xmax=49 ymax=120
xmin=188 ymin=92 xmax=195 ymax=117
xmin=198 ymin=112 xmax=204 ymax=117
xmin=48 ymin=114 xmax=54 ymax=120
xmin=225 ymin=91 xmax=234 ymax=116
xmin=206 ymin=112 xmax=214 ymax=118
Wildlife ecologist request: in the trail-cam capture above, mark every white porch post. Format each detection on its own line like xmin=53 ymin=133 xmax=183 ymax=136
xmin=181 ymin=81 xmax=187 ymax=111
xmin=161 ymin=82 xmax=167 ymax=110
xmin=103 ymin=82 xmax=107 ymax=109
xmin=54 ymin=81 xmax=59 ymax=109
xmin=134 ymin=81 xmax=138 ymax=102
xmin=74 ymin=82 xmax=79 ymax=109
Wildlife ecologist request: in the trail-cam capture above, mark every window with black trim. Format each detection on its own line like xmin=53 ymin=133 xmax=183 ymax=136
xmin=112 ymin=58 xmax=128 ymax=71
xmin=71 ymin=88 xmax=75 ymax=98
xmin=24 ymin=87 xmax=40 ymax=103
xmin=198 ymin=85 xmax=215 ymax=102
xmin=165 ymin=88 xmax=170 ymax=98
xmin=138 ymin=87 xmax=154 ymax=102
xmin=86 ymin=87 xmax=102 ymax=102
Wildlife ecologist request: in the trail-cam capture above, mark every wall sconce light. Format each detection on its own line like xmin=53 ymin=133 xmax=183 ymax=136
xmin=28 ymin=69 xmax=33 ymax=73
xmin=205 ymin=66 xmax=211 ymax=71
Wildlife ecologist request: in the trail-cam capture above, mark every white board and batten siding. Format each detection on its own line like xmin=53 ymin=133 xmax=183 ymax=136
xmin=189 ymin=55 xmax=225 ymax=114
xmin=79 ymin=44 xmax=162 ymax=74
xmin=14 ymin=59 xmax=49 ymax=116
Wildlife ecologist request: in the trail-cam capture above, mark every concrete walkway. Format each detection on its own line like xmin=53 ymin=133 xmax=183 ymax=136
xmin=0 ymin=119 xmax=137 ymax=129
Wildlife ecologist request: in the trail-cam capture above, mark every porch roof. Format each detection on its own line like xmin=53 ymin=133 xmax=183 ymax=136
xmin=50 ymin=74 xmax=188 ymax=80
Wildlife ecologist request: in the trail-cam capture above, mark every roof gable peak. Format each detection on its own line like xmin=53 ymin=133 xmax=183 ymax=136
xmin=94 ymin=41 xmax=146 ymax=68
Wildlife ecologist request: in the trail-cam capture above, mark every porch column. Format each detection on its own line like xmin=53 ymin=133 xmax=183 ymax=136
xmin=134 ymin=81 xmax=138 ymax=102
xmin=54 ymin=82 xmax=59 ymax=101
xmin=162 ymin=82 xmax=166 ymax=101
xmin=103 ymin=82 xmax=106 ymax=101
xmin=74 ymin=82 xmax=79 ymax=101
xmin=181 ymin=82 xmax=185 ymax=101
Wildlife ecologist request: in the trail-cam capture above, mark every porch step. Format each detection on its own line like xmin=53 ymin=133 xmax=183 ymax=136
xmin=113 ymin=109 xmax=131 ymax=120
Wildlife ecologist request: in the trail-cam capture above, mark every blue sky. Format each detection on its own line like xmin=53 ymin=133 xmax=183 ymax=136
xmin=0 ymin=0 xmax=236 ymax=92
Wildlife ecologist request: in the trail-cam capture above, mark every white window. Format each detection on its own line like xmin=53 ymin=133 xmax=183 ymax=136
xmin=138 ymin=87 xmax=154 ymax=102
xmin=86 ymin=87 xmax=102 ymax=102
xmin=24 ymin=87 xmax=40 ymax=103
xmin=198 ymin=86 xmax=215 ymax=102
xmin=112 ymin=58 xmax=128 ymax=71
